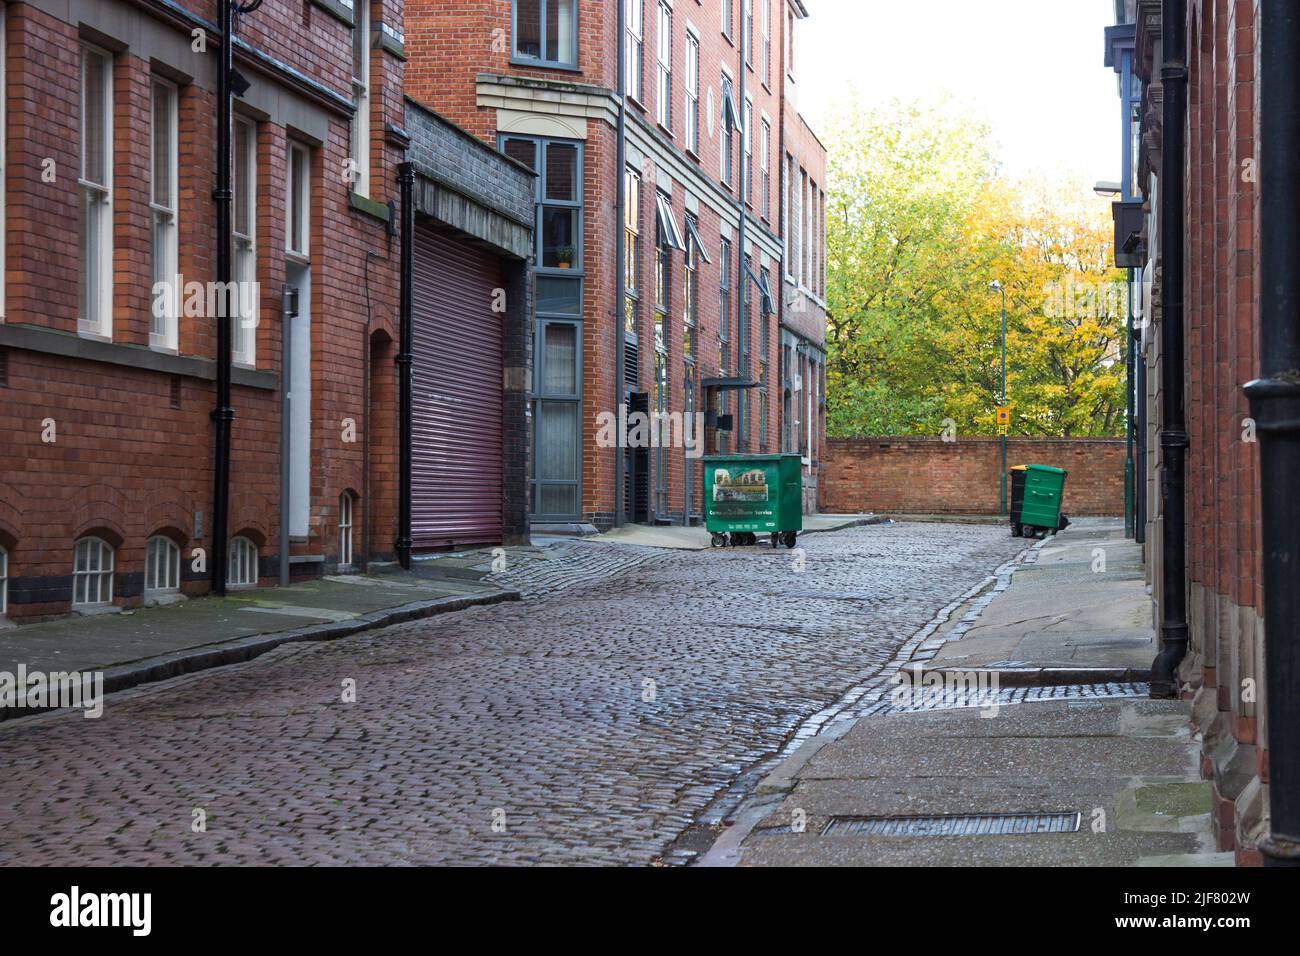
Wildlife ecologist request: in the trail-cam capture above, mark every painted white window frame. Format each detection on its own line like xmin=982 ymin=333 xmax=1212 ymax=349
xmin=351 ymin=0 xmax=371 ymax=198
xmin=145 ymin=535 xmax=181 ymax=594
xmin=338 ymin=493 xmax=354 ymax=568
xmin=720 ymin=70 xmax=738 ymax=188
xmin=78 ymin=44 xmax=114 ymax=340
xmin=625 ymin=0 xmax=644 ymax=102
xmin=744 ymin=0 xmax=753 ymax=66
xmin=761 ymin=0 xmax=771 ymax=87
xmin=760 ymin=117 xmax=771 ymax=220
xmin=743 ymin=96 xmax=753 ymax=206
xmin=150 ymin=77 xmax=179 ymax=352
xmin=234 ymin=116 xmax=258 ymax=367
xmin=684 ymin=29 xmax=699 ymax=155
xmin=655 ymin=1 xmax=672 ymax=130
xmin=228 ymin=536 xmax=258 ymax=588
xmin=73 ymin=536 xmax=114 ymax=607
xmin=0 ymin=545 xmax=7 ymax=617
xmin=286 ymin=141 xmax=310 ymax=257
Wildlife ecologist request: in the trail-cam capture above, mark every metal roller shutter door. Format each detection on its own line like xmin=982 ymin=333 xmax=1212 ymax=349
xmin=411 ymin=226 xmax=504 ymax=548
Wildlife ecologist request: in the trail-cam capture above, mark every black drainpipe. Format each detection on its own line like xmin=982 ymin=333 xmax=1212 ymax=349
xmin=614 ymin=0 xmax=627 ymax=528
xmin=210 ymin=0 xmax=238 ymax=596
xmin=1245 ymin=0 xmax=1300 ymax=867
xmin=1149 ymin=0 xmax=1190 ymax=698
xmin=736 ymin=15 xmax=748 ymax=440
xmin=396 ymin=162 xmax=415 ymax=570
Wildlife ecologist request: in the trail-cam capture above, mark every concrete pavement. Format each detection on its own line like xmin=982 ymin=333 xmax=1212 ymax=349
xmin=928 ymin=518 xmax=1154 ymax=677
xmin=712 ymin=517 xmax=1225 ymax=867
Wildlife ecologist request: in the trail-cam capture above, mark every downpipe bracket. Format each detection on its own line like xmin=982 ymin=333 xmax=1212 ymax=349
xmin=1244 ymin=374 xmax=1300 ymax=433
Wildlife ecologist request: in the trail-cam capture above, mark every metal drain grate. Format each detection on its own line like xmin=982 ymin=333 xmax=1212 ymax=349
xmin=822 ymin=811 xmax=1081 ymax=837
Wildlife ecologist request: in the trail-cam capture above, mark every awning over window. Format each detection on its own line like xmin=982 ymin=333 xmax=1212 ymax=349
xmin=748 ymin=266 xmax=775 ymax=315
xmin=684 ymin=215 xmax=712 ymax=263
xmin=655 ymin=192 xmax=686 ymax=251
xmin=721 ymin=84 xmax=741 ymax=130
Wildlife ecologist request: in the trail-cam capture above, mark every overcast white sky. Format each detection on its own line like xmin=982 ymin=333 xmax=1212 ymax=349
xmin=797 ymin=0 xmax=1120 ymax=184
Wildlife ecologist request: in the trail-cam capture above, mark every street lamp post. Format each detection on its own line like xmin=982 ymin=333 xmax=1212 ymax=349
xmin=990 ymin=280 xmax=1008 ymax=515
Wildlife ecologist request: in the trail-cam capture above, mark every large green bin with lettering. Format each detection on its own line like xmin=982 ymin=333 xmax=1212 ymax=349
xmin=702 ymin=453 xmax=803 ymax=548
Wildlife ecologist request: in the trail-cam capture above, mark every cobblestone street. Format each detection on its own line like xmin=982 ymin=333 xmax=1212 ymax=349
xmin=0 ymin=523 xmax=1028 ymax=866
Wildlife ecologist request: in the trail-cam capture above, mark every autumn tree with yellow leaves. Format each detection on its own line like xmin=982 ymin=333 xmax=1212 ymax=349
xmin=825 ymin=99 xmax=1128 ymax=438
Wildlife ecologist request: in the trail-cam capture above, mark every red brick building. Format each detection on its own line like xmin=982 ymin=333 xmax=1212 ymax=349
xmin=404 ymin=0 xmax=828 ymax=528
xmin=0 ymin=0 xmax=406 ymax=621
xmin=1115 ymin=0 xmax=1298 ymax=865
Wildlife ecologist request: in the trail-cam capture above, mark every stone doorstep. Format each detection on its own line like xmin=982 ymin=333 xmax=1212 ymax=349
xmin=0 ymin=588 xmax=521 ymax=724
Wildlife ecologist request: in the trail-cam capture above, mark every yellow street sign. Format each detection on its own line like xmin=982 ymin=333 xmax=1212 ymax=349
xmin=996 ymin=406 xmax=1011 ymax=426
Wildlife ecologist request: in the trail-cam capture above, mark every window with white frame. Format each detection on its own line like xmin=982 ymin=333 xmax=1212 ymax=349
xmin=761 ymin=0 xmax=771 ymax=87
xmin=684 ymin=31 xmax=699 ymax=155
xmin=787 ymin=8 xmax=796 ymax=77
xmin=287 ymin=141 xmax=310 ymax=257
xmin=145 ymin=535 xmax=180 ymax=595
xmin=722 ymin=0 xmax=733 ymax=40
xmin=743 ymin=97 xmax=753 ymax=206
xmin=760 ymin=119 xmax=771 ymax=220
xmin=79 ymin=45 xmax=113 ymax=339
xmin=744 ymin=0 xmax=753 ymax=66
xmin=228 ymin=536 xmax=258 ymax=587
xmin=351 ymin=0 xmax=371 ymax=197
xmin=234 ymin=117 xmax=257 ymax=366
xmin=655 ymin=1 xmax=672 ymax=129
xmin=0 ymin=545 xmax=7 ymax=617
xmin=338 ymin=493 xmax=354 ymax=568
xmin=73 ymin=536 xmax=114 ymax=607
xmin=150 ymin=78 xmax=179 ymax=351
xmin=720 ymin=73 xmax=738 ymax=188
xmin=625 ymin=0 xmax=643 ymax=102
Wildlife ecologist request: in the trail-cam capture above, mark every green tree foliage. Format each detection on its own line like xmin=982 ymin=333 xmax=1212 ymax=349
xmin=825 ymin=98 xmax=1128 ymax=438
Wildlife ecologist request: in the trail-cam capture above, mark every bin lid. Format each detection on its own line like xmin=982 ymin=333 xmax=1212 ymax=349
xmin=1025 ymin=464 xmax=1067 ymax=475
xmin=1010 ymin=465 xmax=1028 ymax=472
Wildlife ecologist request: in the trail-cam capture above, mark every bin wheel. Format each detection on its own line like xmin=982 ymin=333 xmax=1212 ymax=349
xmin=711 ymin=532 xmax=728 ymax=548
xmin=738 ymin=532 xmax=755 ymax=546
xmin=783 ymin=531 xmax=798 ymax=549
xmin=770 ymin=533 xmax=780 ymax=549
xmin=1011 ymin=523 xmax=1023 ymax=538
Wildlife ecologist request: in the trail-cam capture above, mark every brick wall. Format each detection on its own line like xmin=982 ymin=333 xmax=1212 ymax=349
xmin=1174 ymin=0 xmax=1265 ymax=865
xmin=405 ymin=1 xmax=827 ymax=527
xmin=822 ymin=438 xmax=1127 ymax=517
xmin=0 ymin=0 xmax=404 ymax=619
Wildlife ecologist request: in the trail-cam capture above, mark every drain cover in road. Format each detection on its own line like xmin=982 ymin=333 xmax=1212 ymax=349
xmin=821 ymin=812 xmax=1081 ymax=837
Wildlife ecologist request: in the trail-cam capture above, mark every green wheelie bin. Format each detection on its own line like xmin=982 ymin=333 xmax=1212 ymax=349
xmin=702 ymin=453 xmax=803 ymax=548
xmin=1018 ymin=464 xmax=1069 ymax=538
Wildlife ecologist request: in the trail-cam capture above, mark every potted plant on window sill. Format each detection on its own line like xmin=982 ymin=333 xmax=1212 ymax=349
xmin=556 ymin=246 xmax=576 ymax=269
